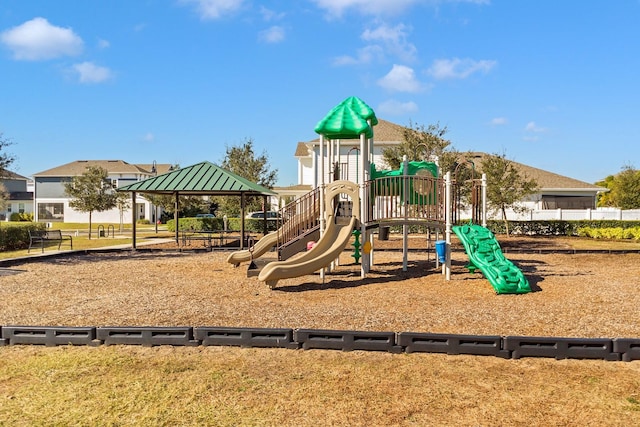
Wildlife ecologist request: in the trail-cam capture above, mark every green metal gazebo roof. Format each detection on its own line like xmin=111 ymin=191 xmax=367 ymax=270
xmin=117 ymin=161 xmax=276 ymax=196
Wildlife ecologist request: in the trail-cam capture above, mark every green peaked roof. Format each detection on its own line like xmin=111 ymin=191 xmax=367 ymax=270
xmin=314 ymin=96 xmax=378 ymax=139
xmin=314 ymin=103 xmax=373 ymax=139
xmin=117 ymin=161 xmax=276 ymax=195
xmin=337 ymin=96 xmax=378 ymax=125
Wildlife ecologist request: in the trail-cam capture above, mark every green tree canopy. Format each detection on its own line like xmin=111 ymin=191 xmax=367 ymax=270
xmin=215 ymin=138 xmax=278 ymax=216
xmin=64 ymin=166 xmax=117 ymax=239
xmin=596 ymin=165 xmax=640 ymax=209
xmin=381 ymin=121 xmax=458 ymax=174
xmin=481 ymin=153 xmax=538 ymax=234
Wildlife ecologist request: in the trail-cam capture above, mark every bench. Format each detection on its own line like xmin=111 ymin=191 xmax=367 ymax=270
xmin=28 ymin=230 xmax=73 ymax=253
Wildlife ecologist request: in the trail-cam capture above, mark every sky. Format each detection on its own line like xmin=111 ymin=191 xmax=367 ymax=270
xmin=1 ymin=1 xmax=639 ymax=187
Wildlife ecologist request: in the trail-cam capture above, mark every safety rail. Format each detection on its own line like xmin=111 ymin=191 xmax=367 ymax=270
xmin=276 ymin=187 xmax=321 ymax=249
xmin=364 ymin=175 xmax=447 ymax=225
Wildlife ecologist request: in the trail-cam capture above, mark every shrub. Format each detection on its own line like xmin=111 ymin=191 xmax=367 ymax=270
xmin=577 ymin=226 xmax=640 ymax=241
xmin=0 ymin=222 xmax=45 ymax=250
xmin=486 ymin=220 xmax=640 ymax=236
xmin=9 ymin=212 xmax=33 ymax=222
xmin=165 ymin=217 xmax=279 ymax=233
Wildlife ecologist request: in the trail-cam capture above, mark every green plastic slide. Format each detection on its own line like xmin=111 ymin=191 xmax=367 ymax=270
xmin=452 ymin=224 xmax=531 ymax=294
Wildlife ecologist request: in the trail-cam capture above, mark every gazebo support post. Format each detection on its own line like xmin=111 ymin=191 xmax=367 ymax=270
xmin=131 ymin=191 xmax=137 ymax=250
xmin=174 ymin=192 xmax=179 ymax=244
xmin=240 ymin=193 xmax=246 ymax=250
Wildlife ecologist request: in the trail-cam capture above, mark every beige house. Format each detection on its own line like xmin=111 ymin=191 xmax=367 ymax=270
xmin=32 ymin=160 xmax=173 ymax=224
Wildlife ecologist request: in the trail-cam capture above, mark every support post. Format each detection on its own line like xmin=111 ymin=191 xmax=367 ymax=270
xmin=445 ymin=172 xmax=452 ymax=280
xmin=174 ymin=192 xmax=179 ymax=244
xmin=481 ymin=173 xmax=487 ymax=228
xmin=402 ymin=155 xmax=409 ymax=272
xmin=319 ymin=135 xmax=325 ymax=280
xmin=360 ymin=133 xmax=368 ymax=278
xmin=131 ymin=191 xmax=137 ymax=250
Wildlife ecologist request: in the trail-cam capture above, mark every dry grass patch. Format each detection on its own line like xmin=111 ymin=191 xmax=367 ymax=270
xmin=1 ymin=346 xmax=640 ymax=426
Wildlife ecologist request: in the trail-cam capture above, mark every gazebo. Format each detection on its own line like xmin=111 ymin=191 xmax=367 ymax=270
xmin=117 ymin=161 xmax=276 ymax=249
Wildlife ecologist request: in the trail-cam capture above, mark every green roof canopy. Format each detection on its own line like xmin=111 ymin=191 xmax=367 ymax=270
xmin=314 ymin=104 xmax=373 ymax=139
xmin=117 ymin=161 xmax=275 ymax=196
xmin=337 ymin=96 xmax=378 ymax=126
xmin=314 ymin=96 xmax=377 ymax=139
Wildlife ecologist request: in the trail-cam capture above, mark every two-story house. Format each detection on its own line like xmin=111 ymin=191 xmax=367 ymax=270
xmin=0 ymin=171 xmax=34 ymax=220
xmin=32 ymin=160 xmax=173 ymax=224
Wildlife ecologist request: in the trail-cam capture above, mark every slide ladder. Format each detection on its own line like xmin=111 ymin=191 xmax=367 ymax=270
xmin=452 ymin=223 xmax=531 ymax=294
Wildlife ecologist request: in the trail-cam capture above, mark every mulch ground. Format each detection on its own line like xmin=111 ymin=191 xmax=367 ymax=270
xmin=0 ymin=234 xmax=638 ymax=339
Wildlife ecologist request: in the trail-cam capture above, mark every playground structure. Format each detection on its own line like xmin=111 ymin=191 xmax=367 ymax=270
xmin=228 ymin=96 xmax=530 ymax=293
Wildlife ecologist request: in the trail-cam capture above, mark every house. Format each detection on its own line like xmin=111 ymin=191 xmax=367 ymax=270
xmin=274 ymin=118 xmax=606 ymax=217
xmin=32 ymin=160 xmax=173 ymax=224
xmin=464 ymin=152 xmax=605 ymax=211
xmin=0 ymin=171 xmax=34 ymax=220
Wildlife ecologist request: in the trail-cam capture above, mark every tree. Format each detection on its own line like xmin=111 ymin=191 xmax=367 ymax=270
xmin=115 ymin=191 xmax=131 ymax=232
xmin=481 ymin=153 xmax=538 ymax=235
xmin=0 ymin=133 xmax=16 ymax=212
xmin=381 ymin=121 xmax=459 ymax=174
xmin=596 ymin=165 xmax=640 ymax=209
xmin=64 ymin=166 xmax=118 ymax=239
xmin=215 ymin=138 xmax=278 ymax=216
xmin=0 ymin=133 xmax=16 ymax=178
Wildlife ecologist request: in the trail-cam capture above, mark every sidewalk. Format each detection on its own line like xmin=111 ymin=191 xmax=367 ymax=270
xmin=0 ymin=238 xmax=177 ymax=266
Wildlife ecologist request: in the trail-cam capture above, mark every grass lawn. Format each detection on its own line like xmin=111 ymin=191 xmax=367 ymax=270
xmin=1 ymin=346 xmax=639 ymax=426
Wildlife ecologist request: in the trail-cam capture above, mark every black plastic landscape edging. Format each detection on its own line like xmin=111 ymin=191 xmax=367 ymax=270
xmin=1 ymin=325 xmax=638 ymax=362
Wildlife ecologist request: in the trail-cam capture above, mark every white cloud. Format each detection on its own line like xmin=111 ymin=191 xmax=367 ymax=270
xmin=0 ymin=17 xmax=83 ymax=61
xmin=72 ymin=61 xmax=113 ymax=84
xmin=377 ymin=99 xmax=418 ymax=115
xmin=260 ymin=6 xmax=285 ymax=21
xmin=311 ymin=0 xmax=419 ymax=18
xmin=259 ymin=26 xmax=285 ymax=43
xmin=332 ymin=45 xmax=384 ymax=66
xmin=377 ymin=64 xmax=422 ymax=93
xmin=181 ymin=0 xmax=245 ymax=20
xmin=427 ymin=57 xmax=496 ymax=80
xmin=361 ymin=23 xmax=416 ymax=62
xmin=490 ymin=117 xmax=507 ymax=126
xmin=98 ymin=38 xmax=110 ymax=49
xmin=524 ymin=121 xmax=547 ymax=133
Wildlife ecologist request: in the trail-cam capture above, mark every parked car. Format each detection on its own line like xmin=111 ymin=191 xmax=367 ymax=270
xmin=245 ymin=211 xmax=280 ymax=219
xmin=196 ymin=213 xmax=215 ymax=218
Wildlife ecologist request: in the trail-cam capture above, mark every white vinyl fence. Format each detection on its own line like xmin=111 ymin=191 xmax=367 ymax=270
xmin=489 ymin=208 xmax=640 ymax=222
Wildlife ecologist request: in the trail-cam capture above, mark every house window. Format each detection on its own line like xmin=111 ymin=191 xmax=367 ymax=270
xmin=111 ymin=179 xmax=118 ymax=188
xmin=18 ymin=203 xmax=24 ymax=213
xmin=541 ymin=196 xmax=595 ymax=210
xmin=38 ymin=203 xmax=64 ymax=222
xmin=136 ymin=203 xmax=145 ymax=220
xmin=6 ymin=204 xmax=11 ymax=213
